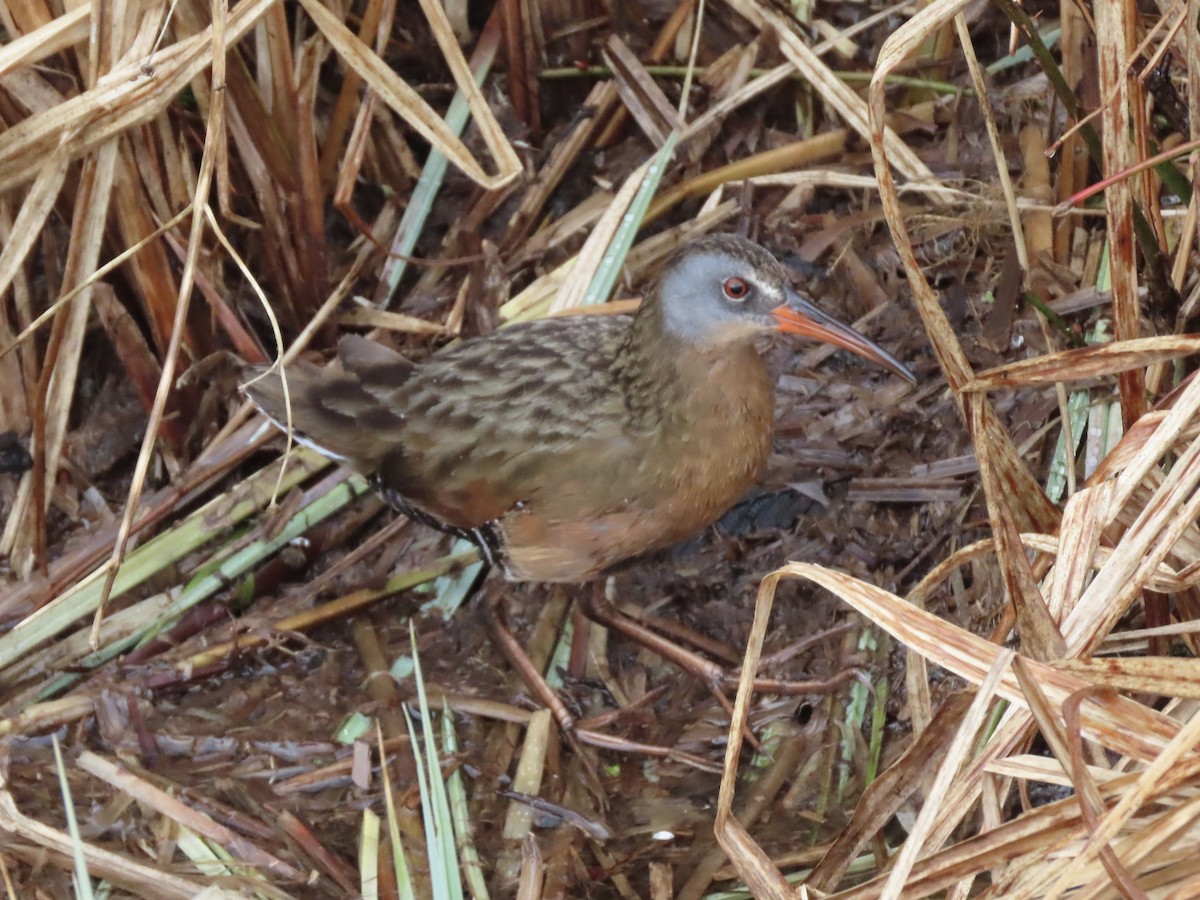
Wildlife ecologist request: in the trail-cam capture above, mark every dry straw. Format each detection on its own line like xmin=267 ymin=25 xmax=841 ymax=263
xmin=714 ymin=0 xmax=1200 ymax=896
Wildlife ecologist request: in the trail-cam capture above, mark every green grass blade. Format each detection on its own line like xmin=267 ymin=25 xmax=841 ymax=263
xmin=578 ymin=131 xmax=679 ymax=308
xmin=51 ymin=733 xmax=94 ymax=900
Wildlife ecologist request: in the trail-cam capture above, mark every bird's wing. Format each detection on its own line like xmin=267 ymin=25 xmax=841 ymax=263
xmin=377 ymin=316 xmax=634 ymax=529
xmin=244 ymin=318 xmax=635 ymax=532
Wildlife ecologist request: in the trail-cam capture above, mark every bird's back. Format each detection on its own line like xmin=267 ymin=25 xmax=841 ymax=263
xmin=246 ymin=317 xmax=635 ymax=529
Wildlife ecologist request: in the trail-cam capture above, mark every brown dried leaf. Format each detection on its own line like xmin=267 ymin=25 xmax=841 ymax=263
xmin=966 ymin=336 xmax=1200 ymax=391
xmin=1055 ymin=657 xmax=1200 ymax=700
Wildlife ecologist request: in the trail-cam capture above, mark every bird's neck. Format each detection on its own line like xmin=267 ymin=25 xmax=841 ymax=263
xmin=611 ymin=302 xmax=770 ymax=432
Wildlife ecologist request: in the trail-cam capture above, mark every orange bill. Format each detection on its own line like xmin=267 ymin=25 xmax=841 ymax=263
xmin=773 ymin=288 xmax=916 ymax=384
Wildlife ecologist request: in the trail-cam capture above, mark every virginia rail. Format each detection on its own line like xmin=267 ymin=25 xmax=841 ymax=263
xmin=245 ymin=234 xmax=913 ymax=729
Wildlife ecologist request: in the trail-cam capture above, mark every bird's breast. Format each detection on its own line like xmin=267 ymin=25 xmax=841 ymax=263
xmin=651 ymin=346 xmax=776 ymax=519
xmin=497 ymin=345 xmax=776 ymax=582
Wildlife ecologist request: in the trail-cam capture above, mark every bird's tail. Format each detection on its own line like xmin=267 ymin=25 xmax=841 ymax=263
xmin=241 ymin=337 xmax=413 ymax=472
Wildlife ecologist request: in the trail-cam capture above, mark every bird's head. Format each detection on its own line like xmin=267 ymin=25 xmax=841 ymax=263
xmin=652 ymin=233 xmax=915 ymax=383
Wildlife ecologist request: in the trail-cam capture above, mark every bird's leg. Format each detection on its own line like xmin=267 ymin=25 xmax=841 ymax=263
xmin=611 ymin=603 xmax=741 ymax=665
xmin=578 ymin=579 xmax=737 ymax=705
xmin=480 ymin=590 xmax=580 ymax=735
xmin=451 ymin=555 xmax=580 ymax=735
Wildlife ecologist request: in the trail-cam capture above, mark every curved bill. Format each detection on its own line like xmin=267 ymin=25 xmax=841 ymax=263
xmin=772 ymin=288 xmax=916 ymax=384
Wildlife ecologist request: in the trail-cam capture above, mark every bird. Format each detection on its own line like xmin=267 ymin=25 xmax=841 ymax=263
xmin=243 ymin=233 xmax=914 ymax=726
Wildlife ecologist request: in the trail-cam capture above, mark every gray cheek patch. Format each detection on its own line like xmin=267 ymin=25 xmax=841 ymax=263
xmin=658 ymin=260 xmax=777 ymax=343
xmin=658 ymin=256 xmax=731 ymax=341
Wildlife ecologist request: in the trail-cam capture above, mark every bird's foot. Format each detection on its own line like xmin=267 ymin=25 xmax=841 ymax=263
xmin=577 ymin=582 xmax=861 ymax=705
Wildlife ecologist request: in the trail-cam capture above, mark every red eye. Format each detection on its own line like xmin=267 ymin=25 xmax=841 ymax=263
xmin=722 ymin=276 xmax=750 ymax=301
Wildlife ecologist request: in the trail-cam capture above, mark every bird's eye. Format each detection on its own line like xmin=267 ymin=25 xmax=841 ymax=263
xmin=722 ymin=276 xmax=750 ymax=301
